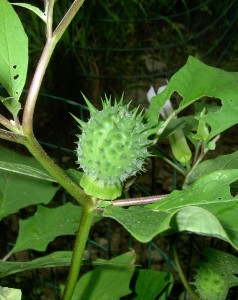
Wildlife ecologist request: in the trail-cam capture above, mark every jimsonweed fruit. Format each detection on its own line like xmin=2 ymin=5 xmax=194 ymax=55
xmin=74 ymin=95 xmax=152 ymax=200
xmin=193 ymin=265 xmax=228 ymax=300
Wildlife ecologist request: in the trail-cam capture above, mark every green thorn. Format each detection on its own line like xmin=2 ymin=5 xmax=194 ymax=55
xmin=70 ymin=113 xmax=86 ymax=128
xmin=81 ymin=92 xmax=97 ymax=116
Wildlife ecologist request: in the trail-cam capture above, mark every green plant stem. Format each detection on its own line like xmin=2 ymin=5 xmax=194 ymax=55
xmin=63 ymin=205 xmax=95 ymax=300
xmin=112 ymin=194 xmax=166 ymax=206
xmin=53 ymin=0 xmax=86 ymax=43
xmin=46 ymin=0 xmax=56 ymax=38
xmin=22 ymin=37 xmax=57 ymax=134
xmin=0 ymin=114 xmax=18 ymax=132
xmin=23 ymin=0 xmax=85 ymax=133
xmin=161 ymin=155 xmax=187 ymax=176
xmin=21 ymin=0 xmax=90 ymax=207
xmin=0 ymin=129 xmax=27 ymax=144
xmin=22 ymin=40 xmax=89 ymax=206
xmin=24 ymin=134 xmax=91 ymax=207
xmin=173 ymin=243 xmax=199 ymax=300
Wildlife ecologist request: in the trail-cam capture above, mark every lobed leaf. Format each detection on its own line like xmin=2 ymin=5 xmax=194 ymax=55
xmin=11 ymin=203 xmax=82 ymax=253
xmin=104 ymin=170 xmax=238 ymax=250
xmin=145 ymin=56 xmax=238 ymax=139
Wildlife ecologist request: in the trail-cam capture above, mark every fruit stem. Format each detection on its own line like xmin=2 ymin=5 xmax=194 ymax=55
xmin=62 ymin=205 xmax=95 ymax=300
xmin=112 ymin=194 xmax=166 ymax=206
xmin=173 ymin=242 xmax=199 ymax=300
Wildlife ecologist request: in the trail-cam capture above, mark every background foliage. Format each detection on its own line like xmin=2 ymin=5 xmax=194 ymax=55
xmin=1 ymin=0 xmax=238 ymax=299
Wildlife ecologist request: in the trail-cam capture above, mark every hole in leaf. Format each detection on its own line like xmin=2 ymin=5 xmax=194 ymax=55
xmin=230 ymin=181 xmax=238 ymax=197
xmin=167 ymin=92 xmax=182 ymax=111
xmin=13 ymin=65 xmax=17 ymax=69
xmin=13 ymin=74 xmax=19 ymax=80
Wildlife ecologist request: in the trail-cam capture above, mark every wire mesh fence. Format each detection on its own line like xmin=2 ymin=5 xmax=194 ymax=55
xmin=1 ymin=0 xmax=238 ymax=298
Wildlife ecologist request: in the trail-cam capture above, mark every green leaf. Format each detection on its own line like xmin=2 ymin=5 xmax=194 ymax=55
xmin=133 ymin=269 xmax=173 ymax=300
xmin=11 ymin=3 xmax=47 ymax=22
xmin=186 ymin=151 xmax=238 ymax=185
xmin=0 ymin=251 xmax=72 ymax=278
xmin=0 ymin=0 xmax=28 ymax=112
xmin=11 ymin=203 xmax=82 ymax=253
xmin=0 ymin=146 xmax=59 ymax=221
xmin=0 ymin=251 xmax=127 ymax=279
xmin=149 ymin=169 xmax=238 ymax=212
xmin=0 ymin=172 xmax=59 ymax=221
xmin=103 ymin=206 xmax=172 ymax=243
xmin=71 ymin=251 xmax=136 ymax=300
xmin=175 ymin=206 xmax=231 ymax=243
xmin=0 ymin=286 xmax=22 ymax=299
xmin=150 ymin=169 xmax=238 ymax=249
xmin=0 ymin=161 xmax=56 ymax=182
xmin=145 ymin=56 xmax=238 ymax=139
xmin=0 ymin=96 xmax=21 ymax=116
xmin=168 ymin=129 xmax=192 ymax=167
xmin=105 ymin=170 xmax=238 ymax=249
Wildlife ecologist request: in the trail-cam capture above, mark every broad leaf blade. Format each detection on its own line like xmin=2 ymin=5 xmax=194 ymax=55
xmin=0 ymin=161 xmax=56 ymax=182
xmin=72 ymin=251 xmax=136 ymax=300
xmin=0 ymin=251 xmax=72 ymax=278
xmin=0 ymin=251 xmax=125 ymax=278
xmin=146 ymin=56 xmax=238 ymax=139
xmin=134 ymin=269 xmax=173 ymax=300
xmin=0 ymin=0 xmax=28 ymax=109
xmin=0 ymin=172 xmax=59 ymax=221
xmin=103 ymin=206 xmax=172 ymax=243
xmin=0 ymin=146 xmax=59 ymax=221
xmin=11 ymin=203 xmax=82 ymax=253
xmin=186 ymin=151 xmax=238 ymax=185
xmin=105 ymin=170 xmax=238 ymax=249
xmin=175 ymin=206 xmax=232 ymax=243
xmin=150 ymin=169 xmax=238 ymax=249
xmin=149 ymin=169 xmax=238 ymax=212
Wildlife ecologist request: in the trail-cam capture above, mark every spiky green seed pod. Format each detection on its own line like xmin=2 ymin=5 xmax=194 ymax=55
xmin=193 ymin=266 xmax=228 ymax=300
xmin=74 ymin=95 xmax=152 ymax=200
